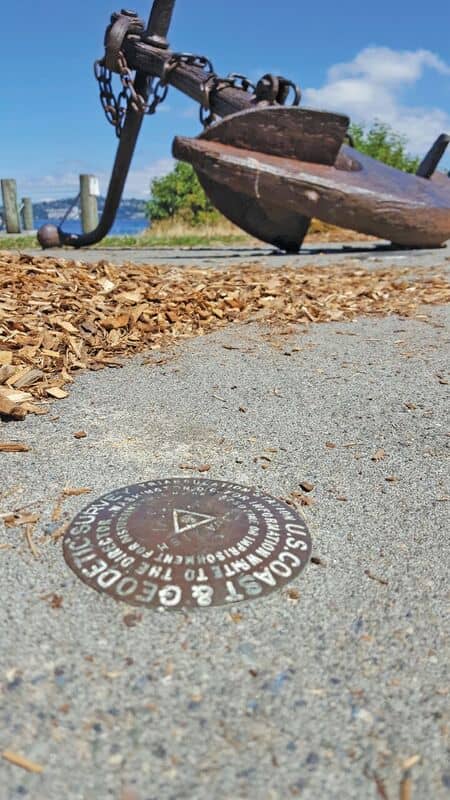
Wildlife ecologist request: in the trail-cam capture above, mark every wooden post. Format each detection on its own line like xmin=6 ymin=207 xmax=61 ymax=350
xmin=1 ymin=179 xmax=21 ymax=234
xmin=80 ymin=174 xmax=99 ymax=234
xmin=21 ymin=197 xmax=34 ymax=231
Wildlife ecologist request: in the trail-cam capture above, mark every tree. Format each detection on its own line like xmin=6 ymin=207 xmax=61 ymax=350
xmin=349 ymin=121 xmax=420 ymax=173
xmin=147 ymin=162 xmax=220 ymax=224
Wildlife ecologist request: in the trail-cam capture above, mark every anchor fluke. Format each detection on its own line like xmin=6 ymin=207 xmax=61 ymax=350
xmin=173 ymin=106 xmax=350 ymax=251
xmin=174 ymin=106 xmax=450 ymax=250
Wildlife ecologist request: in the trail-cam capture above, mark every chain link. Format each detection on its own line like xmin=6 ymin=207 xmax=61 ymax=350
xmin=161 ymin=52 xmax=214 ymax=84
xmin=254 ymin=73 xmax=301 ymax=106
xmin=199 ymin=72 xmax=256 ymax=128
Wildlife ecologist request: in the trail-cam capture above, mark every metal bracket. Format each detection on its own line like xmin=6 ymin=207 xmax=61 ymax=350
xmin=416 ymin=133 xmax=450 ymax=179
xmin=255 ymin=74 xmax=301 ymax=106
xmin=104 ymin=10 xmax=144 ymax=72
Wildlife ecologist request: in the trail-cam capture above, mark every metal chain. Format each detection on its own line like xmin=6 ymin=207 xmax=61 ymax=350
xmin=94 ymin=51 xmax=169 ymax=138
xmin=116 ymin=52 xmax=169 ymax=117
xmin=94 ymin=50 xmax=217 ymax=138
xmin=157 ymin=53 xmax=229 ymax=128
xmin=199 ymin=72 xmax=256 ymax=128
xmin=160 ymin=52 xmax=215 ymax=83
xmin=94 ymin=59 xmax=124 ymax=135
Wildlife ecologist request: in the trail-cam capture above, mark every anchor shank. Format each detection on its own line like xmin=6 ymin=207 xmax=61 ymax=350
xmin=123 ymin=39 xmax=256 ymax=118
xmin=38 ymin=70 xmax=150 ymax=249
xmin=68 ymin=86 xmax=148 ymax=247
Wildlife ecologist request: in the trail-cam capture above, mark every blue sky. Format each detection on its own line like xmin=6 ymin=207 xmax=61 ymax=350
xmin=1 ymin=0 xmax=449 ymax=200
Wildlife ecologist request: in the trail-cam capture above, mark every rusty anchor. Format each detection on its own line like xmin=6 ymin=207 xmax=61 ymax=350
xmin=38 ymin=0 xmax=450 ymax=252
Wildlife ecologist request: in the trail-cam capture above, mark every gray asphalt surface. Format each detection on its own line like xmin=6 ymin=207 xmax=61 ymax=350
xmin=1 ymin=244 xmax=449 ymax=800
xmin=25 ymin=239 xmax=450 ymax=269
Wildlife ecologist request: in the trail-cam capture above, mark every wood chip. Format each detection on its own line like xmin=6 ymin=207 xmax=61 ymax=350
xmin=102 ymin=313 xmax=130 ymax=330
xmin=51 ymin=497 xmax=64 ymax=522
xmin=40 ymin=593 xmax=63 ymax=609
xmin=4 ymin=512 xmax=39 ymax=528
xmin=402 ymin=755 xmax=421 ymax=771
xmin=123 ymin=612 xmax=143 ymax=628
xmin=50 ymin=522 xmax=69 ymax=542
xmin=62 ymin=487 xmax=92 ymax=496
xmin=311 ymin=556 xmax=327 ymax=567
xmin=285 ymin=491 xmax=315 ymax=507
xmin=2 ymin=750 xmax=44 ymax=773
xmin=365 ymin=569 xmax=388 ymax=586
xmin=0 ymin=365 xmax=16 ymax=383
xmin=73 ymin=430 xmax=87 ymax=439
xmin=55 ymin=319 xmax=79 ymax=334
xmin=8 ymin=368 xmax=44 ymax=389
xmin=399 ymin=775 xmax=413 ymax=800
xmin=372 ymin=449 xmax=386 ymax=462
xmin=0 ymin=386 xmax=33 ymax=417
xmin=373 ymin=773 xmax=389 ymax=800
xmin=0 ymin=443 xmax=30 ymax=453
xmin=21 ymin=402 xmax=48 ymax=416
xmin=299 ymin=481 xmax=315 ymax=492
xmin=45 ymin=387 xmax=68 ymax=399
xmin=25 ymin=523 xmax=39 ymax=558
xmin=120 ymin=788 xmax=140 ymax=800
xmin=1 ymin=252 xmax=449 ymax=420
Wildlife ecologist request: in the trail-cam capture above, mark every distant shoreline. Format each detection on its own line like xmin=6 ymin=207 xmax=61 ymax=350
xmin=31 ymin=217 xmax=149 ymax=237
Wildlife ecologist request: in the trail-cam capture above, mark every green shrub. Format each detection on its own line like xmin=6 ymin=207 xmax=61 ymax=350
xmin=147 ymin=162 xmax=220 ymax=225
xmin=349 ymin=121 xmax=420 ymax=173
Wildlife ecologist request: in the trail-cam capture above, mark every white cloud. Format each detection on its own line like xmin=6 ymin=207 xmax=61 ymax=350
xmin=304 ymin=46 xmax=450 ymax=156
xmin=327 ymin=47 xmax=450 ymax=87
xmin=17 ymin=158 xmax=174 ymax=202
xmin=123 ymin=158 xmax=174 ymax=197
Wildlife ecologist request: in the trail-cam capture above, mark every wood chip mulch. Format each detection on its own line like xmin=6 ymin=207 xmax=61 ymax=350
xmin=0 ymin=251 xmax=449 ymax=420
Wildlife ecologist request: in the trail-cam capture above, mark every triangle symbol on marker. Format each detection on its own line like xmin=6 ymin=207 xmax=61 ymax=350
xmin=173 ymin=509 xmax=216 ymax=535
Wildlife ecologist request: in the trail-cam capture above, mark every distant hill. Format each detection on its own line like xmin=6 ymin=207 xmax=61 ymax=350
xmin=31 ymin=197 xmax=148 ymax=222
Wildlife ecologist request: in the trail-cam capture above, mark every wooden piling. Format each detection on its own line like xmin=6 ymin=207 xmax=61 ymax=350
xmin=80 ymin=174 xmax=99 ymax=234
xmin=1 ymin=179 xmax=21 ymax=234
xmin=21 ymin=197 xmax=34 ymax=231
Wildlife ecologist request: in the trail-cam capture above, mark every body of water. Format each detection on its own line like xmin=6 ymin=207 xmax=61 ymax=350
xmin=33 ymin=217 xmax=149 ymax=236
